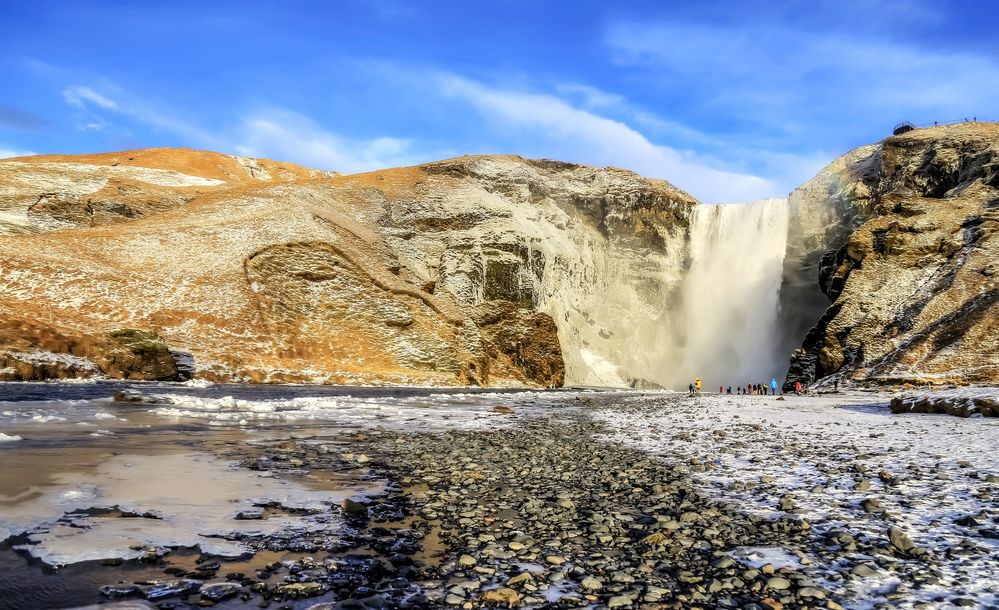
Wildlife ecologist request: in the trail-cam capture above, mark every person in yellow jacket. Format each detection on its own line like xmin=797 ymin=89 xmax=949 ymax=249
xmin=694 ymin=377 xmax=702 ymax=394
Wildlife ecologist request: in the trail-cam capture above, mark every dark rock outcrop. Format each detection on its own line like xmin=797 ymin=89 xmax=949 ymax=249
xmin=92 ymin=329 xmax=185 ymax=381
xmin=0 ymin=318 xmax=185 ymax=381
xmin=890 ymin=394 xmax=999 ymax=417
xmin=471 ymin=301 xmax=565 ymax=388
xmin=785 ymin=123 xmax=999 ymax=388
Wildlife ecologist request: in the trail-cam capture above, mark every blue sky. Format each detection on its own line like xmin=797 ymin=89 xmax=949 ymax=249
xmin=2 ymin=0 xmax=997 ymax=202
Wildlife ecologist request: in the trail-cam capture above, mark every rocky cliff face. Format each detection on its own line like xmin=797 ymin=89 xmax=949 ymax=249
xmin=784 ymin=123 xmax=999 ymax=387
xmin=3 ymin=125 xmax=994 ymax=389
xmin=0 ymin=150 xmax=694 ymax=386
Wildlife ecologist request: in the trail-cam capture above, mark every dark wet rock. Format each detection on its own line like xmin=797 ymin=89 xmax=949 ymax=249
xmin=140 ymin=579 xmax=200 ymax=601
xmin=100 ymin=584 xmax=142 ymax=599
xmin=112 ymin=390 xmax=159 ymax=404
xmin=200 ymin=582 xmax=242 ymax=601
xmin=342 ymin=497 xmax=370 ymax=518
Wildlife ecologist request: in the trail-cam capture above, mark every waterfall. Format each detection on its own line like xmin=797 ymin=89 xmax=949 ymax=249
xmin=662 ymin=197 xmax=791 ymax=390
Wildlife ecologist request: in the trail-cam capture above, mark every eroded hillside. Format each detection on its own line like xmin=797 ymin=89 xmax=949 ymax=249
xmin=0 ymin=150 xmax=695 ymax=386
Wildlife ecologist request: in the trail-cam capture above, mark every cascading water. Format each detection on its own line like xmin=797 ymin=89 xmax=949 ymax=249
xmin=664 ymin=198 xmax=791 ymax=390
xmin=530 ymin=195 xmax=794 ymax=391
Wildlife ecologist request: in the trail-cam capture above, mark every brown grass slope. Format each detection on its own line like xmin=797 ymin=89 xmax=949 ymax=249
xmin=1 ymin=151 xmax=695 ymax=386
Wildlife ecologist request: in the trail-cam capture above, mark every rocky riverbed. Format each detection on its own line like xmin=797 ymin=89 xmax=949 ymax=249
xmin=1 ymin=386 xmax=997 ymax=610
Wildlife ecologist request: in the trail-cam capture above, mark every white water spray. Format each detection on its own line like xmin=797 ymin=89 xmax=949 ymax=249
xmin=664 ymin=197 xmax=790 ymax=390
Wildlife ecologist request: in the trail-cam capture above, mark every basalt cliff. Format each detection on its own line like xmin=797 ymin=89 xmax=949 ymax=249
xmin=0 ymin=123 xmax=996 ymax=388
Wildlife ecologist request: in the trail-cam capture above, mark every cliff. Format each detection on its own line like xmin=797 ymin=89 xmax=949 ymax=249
xmin=0 ymin=150 xmax=695 ymax=386
xmin=3 ymin=124 xmax=995 ymax=389
xmin=784 ymin=123 xmax=999 ymax=387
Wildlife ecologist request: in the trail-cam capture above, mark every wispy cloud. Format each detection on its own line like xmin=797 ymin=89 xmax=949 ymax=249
xmin=435 ymin=73 xmax=776 ymax=202
xmin=235 ymin=110 xmax=424 ymax=172
xmin=58 ymin=83 xmax=430 ymax=172
xmin=605 ymin=20 xmax=999 ymax=131
xmin=62 ymin=86 xmax=119 ymax=110
xmin=0 ymin=147 xmax=36 ymax=159
xmin=52 ymin=70 xmax=835 ymax=200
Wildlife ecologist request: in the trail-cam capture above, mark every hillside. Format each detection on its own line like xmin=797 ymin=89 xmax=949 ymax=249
xmin=0 ymin=150 xmax=695 ymax=386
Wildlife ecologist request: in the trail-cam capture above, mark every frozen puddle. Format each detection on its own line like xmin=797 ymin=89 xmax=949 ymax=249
xmin=1 ymin=452 xmax=350 ymax=566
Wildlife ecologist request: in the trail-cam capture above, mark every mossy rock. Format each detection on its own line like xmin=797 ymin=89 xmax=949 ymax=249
xmin=95 ymin=329 xmax=184 ymax=381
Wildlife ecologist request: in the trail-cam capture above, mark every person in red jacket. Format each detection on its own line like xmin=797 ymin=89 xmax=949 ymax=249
xmin=794 ymin=380 xmax=802 ymax=395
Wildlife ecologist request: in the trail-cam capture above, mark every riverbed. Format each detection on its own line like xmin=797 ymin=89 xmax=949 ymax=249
xmin=0 ymin=383 xmax=996 ymax=609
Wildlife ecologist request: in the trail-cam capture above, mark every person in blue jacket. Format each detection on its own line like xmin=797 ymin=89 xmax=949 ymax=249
xmin=769 ymin=378 xmax=779 ymax=395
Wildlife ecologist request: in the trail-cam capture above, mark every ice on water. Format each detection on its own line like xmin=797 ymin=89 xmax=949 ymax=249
xmin=1 ymin=452 xmax=348 ymax=566
xmin=144 ymin=390 xmax=564 ymax=431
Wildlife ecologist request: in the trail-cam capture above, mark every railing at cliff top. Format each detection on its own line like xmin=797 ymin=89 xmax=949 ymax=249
xmin=893 ymin=117 xmax=993 ymax=136
xmin=916 ymin=118 xmax=990 ymax=128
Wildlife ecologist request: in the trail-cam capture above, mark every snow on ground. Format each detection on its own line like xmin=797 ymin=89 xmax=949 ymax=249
xmin=2 ymin=350 xmax=102 ymax=372
xmin=592 ymin=391 xmax=999 ymax=609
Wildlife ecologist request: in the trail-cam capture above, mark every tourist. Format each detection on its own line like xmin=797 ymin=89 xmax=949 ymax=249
xmin=688 ymin=382 xmax=695 ymax=395
xmin=694 ymin=377 xmax=702 ymax=394
xmin=770 ymin=378 xmax=778 ymax=395
xmin=794 ymin=380 xmax=802 ymax=395
xmin=719 ymin=385 xmax=724 ymax=394
xmin=726 ymin=386 xmax=732 ymax=394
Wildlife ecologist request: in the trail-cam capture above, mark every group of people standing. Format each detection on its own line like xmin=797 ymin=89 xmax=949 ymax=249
xmin=687 ymin=377 xmax=804 ymax=395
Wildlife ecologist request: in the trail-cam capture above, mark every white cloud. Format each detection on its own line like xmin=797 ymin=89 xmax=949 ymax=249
xmin=604 ymin=21 xmax=999 ymax=130
xmin=436 ymin=74 xmax=776 ymax=203
xmin=57 ymin=83 xmax=427 ymax=173
xmin=555 ymin=83 xmax=626 ymax=109
xmin=62 ymin=86 xmax=119 ymax=110
xmin=235 ymin=110 xmax=423 ymax=172
xmin=0 ymin=147 xmax=35 ymax=159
